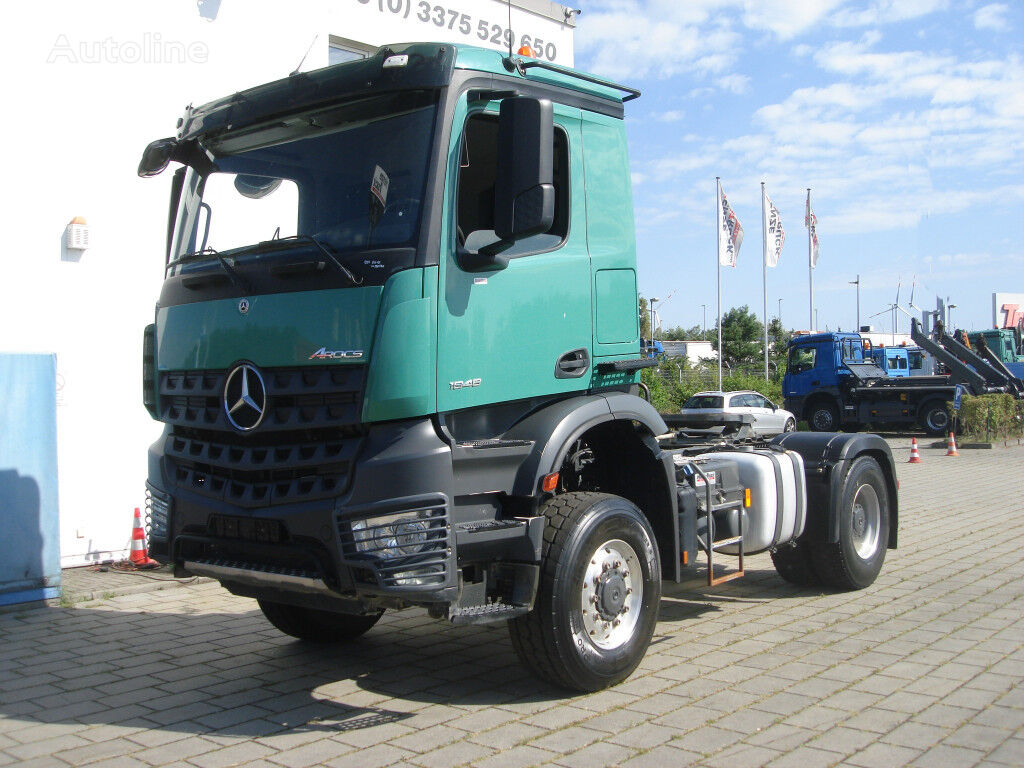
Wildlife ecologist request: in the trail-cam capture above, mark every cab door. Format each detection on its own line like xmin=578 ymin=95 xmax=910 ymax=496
xmin=436 ymin=96 xmax=591 ymax=413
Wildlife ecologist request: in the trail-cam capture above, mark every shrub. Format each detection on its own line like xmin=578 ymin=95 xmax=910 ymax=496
xmin=954 ymin=394 xmax=1024 ymax=441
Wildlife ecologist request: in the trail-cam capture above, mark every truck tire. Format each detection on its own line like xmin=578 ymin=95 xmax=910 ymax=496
xmin=919 ymin=400 xmax=950 ymax=436
xmin=508 ymin=492 xmax=661 ymax=692
xmin=808 ymin=401 xmax=840 ymax=432
xmin=809 ymin=456 xmax=889 ymax=590
xmin=770 ymin=542 xmax=820 ymax=586
xmin=258 ymin=600 xmax=383 ymax=642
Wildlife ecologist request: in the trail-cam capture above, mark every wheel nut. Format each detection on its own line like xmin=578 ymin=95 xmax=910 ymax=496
xmin=626 ymin=588 xmax=632 ymax=594
xmin=613 ymin=619 xmax=620 ymax=627
xmin=614 ymin=560 xmax=621 ymax=568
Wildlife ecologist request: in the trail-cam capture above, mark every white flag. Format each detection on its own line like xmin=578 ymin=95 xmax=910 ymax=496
xmin=718 ymin=183 xmax=743 ymax=267
xmin=763 ymin=188 xmax=784 ymax=267
xmin=805 ymin=192 xmax=819 ymax=268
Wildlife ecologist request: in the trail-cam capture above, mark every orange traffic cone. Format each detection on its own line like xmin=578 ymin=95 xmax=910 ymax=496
xmin=129 ymin=507 xmax=159 ymax=568
xmin=908 ymin=438 xmax=922 ymax=463
xmin=945 ymin=432 xmax=959 ymax=457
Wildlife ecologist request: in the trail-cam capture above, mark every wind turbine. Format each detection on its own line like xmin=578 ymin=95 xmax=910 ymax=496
xmin=870 ymin=281 xmax=911 ymax=345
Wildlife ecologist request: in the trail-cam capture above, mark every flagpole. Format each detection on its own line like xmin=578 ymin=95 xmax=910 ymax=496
xmin=716 ymin=177 xmax=723 ymax=391
xmin=807 ymin=188 xmax=814 ymax=331
xmin=762 ymin=182 xmax=768 ymax=381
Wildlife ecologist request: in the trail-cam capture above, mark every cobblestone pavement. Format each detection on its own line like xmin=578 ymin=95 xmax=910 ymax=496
xmin=2 ymin=439 xmax=1023 ymax=768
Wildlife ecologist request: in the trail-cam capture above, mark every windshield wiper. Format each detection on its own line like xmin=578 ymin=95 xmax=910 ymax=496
xmin=264 ymin=235 xmax=363 ymax=286
xmin=173 ymin=247 xmax=252 ymax=293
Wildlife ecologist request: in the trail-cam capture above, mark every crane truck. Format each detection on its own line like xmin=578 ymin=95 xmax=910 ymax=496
xmin=784 ymin=320 xmax=1024 ymax=435
xmin=138 ymin=43 xmax=898 ymax=692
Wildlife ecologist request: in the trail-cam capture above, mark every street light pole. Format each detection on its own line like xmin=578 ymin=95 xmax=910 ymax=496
xmin=701 ymin=304 xmax=707 ymax=340
xmin=777 ymin=298 xmax=783 ymax=327
xmin=650 ymin=297 xmax=659 ymax=352
xmin=849 ymin=275 xmax=860 ymax=331
xmin=948 ymin=304 xmax=957 ymax=331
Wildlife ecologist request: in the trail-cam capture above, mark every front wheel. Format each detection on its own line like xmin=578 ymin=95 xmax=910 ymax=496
xmin=920 ymin=401 xmax=950 ymax=436
xmin=508 ymin=492 xmax=661 ymax=692
xmin=783 ymin=417 xmax=797 ymax=433
xmin=809 ymin=402 xmax=840 ymax=432
xmin=258 ymin=600 xmax=383 ymax=642
xmin=810 ymin=456 xmax=890 ymax=590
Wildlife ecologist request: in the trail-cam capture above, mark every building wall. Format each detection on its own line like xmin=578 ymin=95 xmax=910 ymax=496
xmin=0 ymin=0 xmax=574 ymax=566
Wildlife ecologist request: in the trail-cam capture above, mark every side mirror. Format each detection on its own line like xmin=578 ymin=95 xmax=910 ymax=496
xmin=138 ymin=138 xmax=178 ymax=178
xmin=234 ymin=175 xmax=282 ymax=199
xmin=494 ymin=97 xmax=554 ymax=242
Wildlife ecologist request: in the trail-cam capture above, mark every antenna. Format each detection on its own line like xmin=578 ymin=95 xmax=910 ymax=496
xmin=291 ymin=34 xmax=318 ymax=76
xmin=508 ymin=0 xmax=514 ymax=58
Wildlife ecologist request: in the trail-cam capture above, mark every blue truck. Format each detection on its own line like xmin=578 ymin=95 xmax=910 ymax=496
xmin=868 ymin=346 xmax=910 ymax=377
xmin=783 ymin=320 xmax=1024 ymax=435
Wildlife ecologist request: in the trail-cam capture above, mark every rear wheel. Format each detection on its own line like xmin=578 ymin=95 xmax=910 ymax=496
xmin=783 ymin=417 xmax=796 ymax=433
xmin=808 ymin=401 xmax=839 ymax=432
xmin=258 ymin=600 xmax=383 ymax=642
xmin=810 ymin=456 xmax=890 ymax=590
xmin=920 ymin=400 xmax=950 ymax=436
xmin=508 ymin=492 xmax=661 ymax=692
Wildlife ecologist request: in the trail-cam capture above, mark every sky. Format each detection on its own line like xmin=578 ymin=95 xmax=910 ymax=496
xmin=571 ymin=0 xmax=1024 ymax=336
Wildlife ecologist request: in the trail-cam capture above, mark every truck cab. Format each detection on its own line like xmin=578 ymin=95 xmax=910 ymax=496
xmin=868 ymin=346 xmax=910 ymax=377
xmin=783 ymin=332 xmax=868 ymax=429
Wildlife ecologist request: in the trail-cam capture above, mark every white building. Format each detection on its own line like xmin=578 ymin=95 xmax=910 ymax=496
xmin=1 ymin=0 xmax=576 ymax=567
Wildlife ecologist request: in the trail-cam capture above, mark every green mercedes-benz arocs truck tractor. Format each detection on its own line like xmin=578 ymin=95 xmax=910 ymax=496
xmin=139 ymin=43 xmax=898 ymax=691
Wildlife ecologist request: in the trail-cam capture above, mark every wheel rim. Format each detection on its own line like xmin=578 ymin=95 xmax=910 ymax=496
xmin=785 ymin=419 xmax=796 ymax=432
xmin=812 ymin=409 xmax=834 ymax=430
xmin=850 ymin=484 xmax=881 ymax=560
xmin=580 ymin=538 xmax=643 ymax=650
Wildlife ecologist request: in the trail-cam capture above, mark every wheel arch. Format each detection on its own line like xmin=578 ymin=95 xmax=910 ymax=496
xmin=771 ymin=432 xmax=898 ymax=550
xmin=507 ymin=393 xmax=679 ymax=582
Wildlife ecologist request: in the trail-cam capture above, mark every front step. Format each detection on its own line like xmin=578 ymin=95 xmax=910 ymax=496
xmin=449 ymin=601 xmax=530 ymax=625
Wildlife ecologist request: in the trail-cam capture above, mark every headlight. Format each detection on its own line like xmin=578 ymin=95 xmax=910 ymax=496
xmin=349 ymin=508 xmax=443 ymax=558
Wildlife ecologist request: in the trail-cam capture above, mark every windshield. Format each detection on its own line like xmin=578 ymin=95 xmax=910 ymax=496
xmin=168 ymin=90 xmax=438 ymax=274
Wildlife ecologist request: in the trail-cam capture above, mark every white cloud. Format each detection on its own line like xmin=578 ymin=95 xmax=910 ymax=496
xmin=974 ymin=3 xmax=1010 ymax=31
xmin=831 ymin=0 xmax=950 ymax=28
xmin=716 ymin=73 xmax=750 ymax=94
xmin=655 ymin=109 xmax=686 ymax=122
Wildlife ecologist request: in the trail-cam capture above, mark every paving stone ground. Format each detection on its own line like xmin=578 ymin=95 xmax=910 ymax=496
xmin=2 ymin=438 xmax=1022 ymax=768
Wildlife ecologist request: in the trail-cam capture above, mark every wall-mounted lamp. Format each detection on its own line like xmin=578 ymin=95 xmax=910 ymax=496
xmin=65 ymin=217 xmax=90 ymax=252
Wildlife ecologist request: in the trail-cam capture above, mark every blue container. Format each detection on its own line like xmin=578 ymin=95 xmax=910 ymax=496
xmin=0 ymin=353 xmax=61 ymax=605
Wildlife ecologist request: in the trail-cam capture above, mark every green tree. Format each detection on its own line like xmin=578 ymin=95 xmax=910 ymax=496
xmin=638 ymin=296 xmax=651 ymax=340
xmin=713 ymin=305 xmax=764 ymax=368
xmin=767 ymin=317 xmax=792 ymax=377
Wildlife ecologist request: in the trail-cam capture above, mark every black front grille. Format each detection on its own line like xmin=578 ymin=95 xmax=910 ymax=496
xmin=165 ymin=428 xmax=363 ymax=507
xmin=158 ymin=365 xmax=365 ymax=432
xmin=160 ymin=364 xmax=367 ymax=508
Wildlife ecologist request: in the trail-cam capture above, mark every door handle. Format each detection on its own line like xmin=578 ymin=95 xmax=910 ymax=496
xmin=555 ymin=348 xmax=590 ymax=379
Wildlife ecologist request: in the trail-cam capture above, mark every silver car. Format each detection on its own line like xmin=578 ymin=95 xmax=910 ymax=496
xmin=680 ymin=390 xmax=797 ymax=436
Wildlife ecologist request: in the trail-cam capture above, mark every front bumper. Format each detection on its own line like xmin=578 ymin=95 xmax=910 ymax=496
xmin=147 ymin=418 xmax=459 ymax=604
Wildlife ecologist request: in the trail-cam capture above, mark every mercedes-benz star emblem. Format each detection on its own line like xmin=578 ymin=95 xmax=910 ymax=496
xmin=238 ymin=298 xmax=250 ymax=315
xmin=223 ymin=363 xmax=267 ymax=431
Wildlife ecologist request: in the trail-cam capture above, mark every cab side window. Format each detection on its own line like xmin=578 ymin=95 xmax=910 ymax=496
xmin=456 ymin=112 xmax=569 ymax=257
